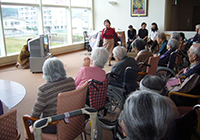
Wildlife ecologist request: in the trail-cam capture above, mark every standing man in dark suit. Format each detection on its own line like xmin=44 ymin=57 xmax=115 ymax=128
xmin=127 ymin=25 xmax=136 ymax=52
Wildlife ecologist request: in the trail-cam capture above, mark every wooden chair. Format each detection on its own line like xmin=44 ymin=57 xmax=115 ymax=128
xmin=168 ymin=91 xmax=200 ymax=115
xmin=0 ymin=109 xmax=20 ymax=140
xmin=23 ymin=82 xmax=88 ymax=140
xmin=138 ymin=56 xmax=160 ymax=76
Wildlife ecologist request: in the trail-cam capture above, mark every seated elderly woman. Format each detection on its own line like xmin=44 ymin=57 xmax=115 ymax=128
xmin=109 ymin=46 xmax=138 ymax=84
xmin=119 ymin=90 xmax=200 ymax=140
xmin=157 ymin=32 xmax=168 ymax=56
xmin=75 ymin=47 xmax=109 ymax=89
xmin=119 ymin=91 xmax=174 ymax=140
xmin=158 ymin=38 xmax=179 ymax=66
xmin=140 ymin=75 xmax=180 ymax=118
xmin=131 ymin=38 xmax=153 ymax=81
xmin=171 ymin=32 xmax=180 ymax=41
xmin=30 ymin=57 xmax=75 ymax=134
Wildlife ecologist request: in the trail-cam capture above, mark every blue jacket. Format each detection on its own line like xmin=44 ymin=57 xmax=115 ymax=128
xmin=157 ymin=40 xmax=168 ymax=56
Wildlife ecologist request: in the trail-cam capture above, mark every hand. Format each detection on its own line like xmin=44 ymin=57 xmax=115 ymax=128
xmin=104 ymin=28 xmax=107 ymax=34
xmin=83 ymin=57 xmax=90 ymax=67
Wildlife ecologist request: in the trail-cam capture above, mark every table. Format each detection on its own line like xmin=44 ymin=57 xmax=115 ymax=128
xmin=0 ymin=80 xmax=26 ymax=109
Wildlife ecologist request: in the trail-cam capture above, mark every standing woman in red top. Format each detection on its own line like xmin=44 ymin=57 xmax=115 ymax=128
xmin=101 ymin=19 xmax=118 ymax=66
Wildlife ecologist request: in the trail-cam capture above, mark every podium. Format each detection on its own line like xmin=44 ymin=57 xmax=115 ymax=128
xmin=30 ymin=53 xmax=51 ymax=73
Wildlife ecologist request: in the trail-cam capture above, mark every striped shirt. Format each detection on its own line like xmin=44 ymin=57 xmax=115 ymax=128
xmin=31 ymin=77 xmax=75 ymax=119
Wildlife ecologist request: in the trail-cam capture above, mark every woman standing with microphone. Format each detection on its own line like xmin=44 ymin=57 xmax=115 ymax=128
xmin=101 ymin=19 xmax=118 ymax=66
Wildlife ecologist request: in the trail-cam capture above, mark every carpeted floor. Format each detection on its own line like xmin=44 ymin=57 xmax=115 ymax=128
xmin=0 ymin=50 xmax=136 ymax=140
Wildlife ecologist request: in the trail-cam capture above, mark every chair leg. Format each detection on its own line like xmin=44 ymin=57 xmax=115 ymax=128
xmin=81 ymin=130 xmax=87 ymax=140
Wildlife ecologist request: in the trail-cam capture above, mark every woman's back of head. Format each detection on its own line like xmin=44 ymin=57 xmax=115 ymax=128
xmin=91 ymin=47 xmax=109 ymax=68
xmin=120 ymin=90 xmax=173 ymax=140
xmin=43 ymin=57 xmax=66 ymax=82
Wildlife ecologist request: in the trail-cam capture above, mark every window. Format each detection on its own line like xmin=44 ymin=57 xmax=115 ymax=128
xmin=71 ymin=8 xmax=89 ymax=43
xmin=1 ymin=0 xmax=37 ymax=4
xmin=43 ymin=7 xmax=68 ymax=48
xmin=42 ymin=0 xmax=65 ymax=5
xmin=1 ymin=5 xmax=38 ymax=55
xmin=71 ymin=0 xmax=89 ymax=7
xmin=0 ymin=0 xmax=93 ymax=57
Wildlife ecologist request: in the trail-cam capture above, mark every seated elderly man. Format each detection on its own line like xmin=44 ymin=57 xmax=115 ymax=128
xmin=158 ymin=38 xmax=179 ymax=66
xmin=132 ymin=38 xmax=153 ymax=81
xmin=166 ymin=43 xmax=200 ymax=106
xmin=109 ymin=46 xmax=138 ymax=84
xmin=75 ymin=47 xmax=109 ymax=89
xmin=30 ymin=57 xmax=76 ymax=134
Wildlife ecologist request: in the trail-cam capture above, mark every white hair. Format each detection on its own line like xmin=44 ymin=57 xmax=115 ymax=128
xmin=196 ymin=24 xmax=200 ymax=30
xmin=120 ymin=90 xmax=173 ymax=140
xmin=42 ymin=57 xmax=66 ymax=82
xmin=191 ymin=43 xmax=200 ymax=58
xmin=91 ymin=47 xmax=109 ymax=68
xmin=168 ymin=38 xmax=179 ymax=51
xmin=171 ymin=32 xmax=180 ymax=41
xmin=112 ymin=46 xmax=127 ymax=60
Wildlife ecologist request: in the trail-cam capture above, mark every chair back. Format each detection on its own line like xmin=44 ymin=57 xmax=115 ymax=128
xmin=146 ymin=56 xmax=160 ymax=75
xmin=88 ymin=79 xmax=109 ymax=110
xmin=0 ymin=109 xmax=19 ymax=140
xmin=168 ymin=51 xmax=177 ymax=69
xmin=56 ymin=82 xmax=88 ymax=140
xmin=123 ymin=67 xmax=138 ymax=95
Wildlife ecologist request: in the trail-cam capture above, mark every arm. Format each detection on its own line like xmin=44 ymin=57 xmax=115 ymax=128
xmin=143 ymin=29 xmax=148 ymax=40
xmin=100 ymin=28 xmax=105 ymax=38
xmin=31 ymin=90 xmax=46 ymax=118
xmin=74 ymin=68 xmax=84 ymax=87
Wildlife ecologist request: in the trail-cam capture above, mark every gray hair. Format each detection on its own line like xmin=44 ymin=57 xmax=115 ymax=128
xmin=171 ymin=32 xmax=180 ymax=41
xmin=140 ymin=75 xmax=166 ymax=93
xmin=42 ymin=57 xmax=66 ymax=82
xmin=168 ymin=38 xmax=179 ymax=51
xmin=191 ymin=43 xmax=200 ymax=58
xmin=196 ymin=24 xmax=200 ymax=31
xmin=113 ymin=46 xmax=127 ymax=60
xmin=120 ymin=90 xmax=173 ymax=140
xmin=91 ymin=47 xmax=109 ymax=68
xmin=131 ymin=38 xmax=145 ymax=51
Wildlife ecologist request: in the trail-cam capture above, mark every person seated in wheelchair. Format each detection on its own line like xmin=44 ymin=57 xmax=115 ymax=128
xmin=166 ymin=43 xmax=200 ymax=106
xmin=75 ymin=47 xmax=109 ymax=89
xmin=140 ymin=75 xmax=180 ymax=118
xmin=158 ymin=38 xmax=179 ymax=66
xmin=108 ymin=46 xmax=138 ymax=85
xmin=108 ymin=46 xmax=138 ymax=96
xmin=117 ymin=91 xmax=200 ymax=140
xmin=131 ymin=38 xmax=153 ymax=81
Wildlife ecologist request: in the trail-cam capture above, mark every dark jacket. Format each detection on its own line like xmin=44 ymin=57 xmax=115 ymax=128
xmin=109 ymin=56 xmax=138 ymax=84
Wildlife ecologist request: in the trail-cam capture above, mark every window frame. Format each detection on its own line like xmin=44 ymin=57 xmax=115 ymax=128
xmin=0 ymin=0 xmax=93 ymax=57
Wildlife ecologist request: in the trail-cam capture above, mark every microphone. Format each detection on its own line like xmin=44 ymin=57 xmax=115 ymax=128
xmin=104 ymin=27 xmax=107 ymax=34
